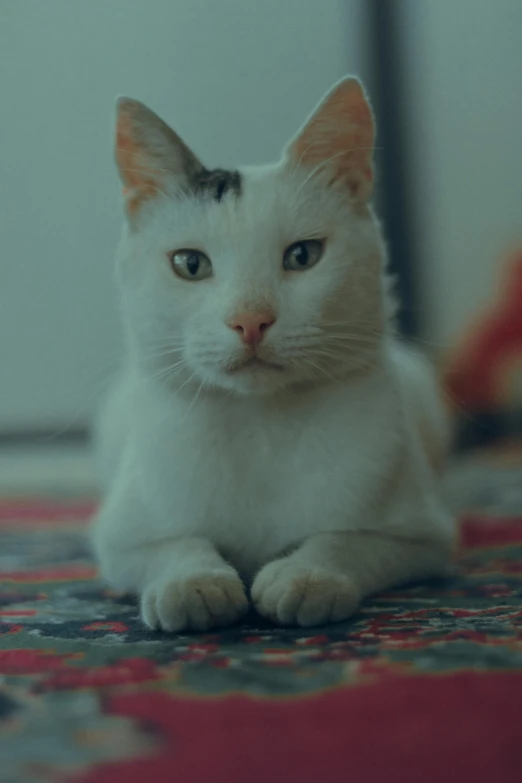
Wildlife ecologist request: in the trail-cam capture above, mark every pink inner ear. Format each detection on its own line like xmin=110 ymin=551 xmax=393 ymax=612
xmin=116 ymin=115 xmax=159 ymax=214
xmin=290 ymin=80 xmax=374 ymax=194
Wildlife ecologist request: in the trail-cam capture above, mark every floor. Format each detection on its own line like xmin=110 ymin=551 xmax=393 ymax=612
xmin=0 ymin=443 xmax=97 ymax=497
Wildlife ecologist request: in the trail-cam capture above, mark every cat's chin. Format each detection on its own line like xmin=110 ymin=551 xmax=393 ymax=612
xmin=227 ymin=356 xmax=285 ymax=374
xmin=212 ymin=361 xmax=293 ymax=396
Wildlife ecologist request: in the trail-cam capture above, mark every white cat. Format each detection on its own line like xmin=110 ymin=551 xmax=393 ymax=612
xmin=92 ymin=76 xmax=455 ymax=632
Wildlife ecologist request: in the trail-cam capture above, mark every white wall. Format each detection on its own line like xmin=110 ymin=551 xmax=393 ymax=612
xmin=0 ymin=0 xmax=366 ymax=429
xmin=402 ymin=0 xmax=522 ymax=348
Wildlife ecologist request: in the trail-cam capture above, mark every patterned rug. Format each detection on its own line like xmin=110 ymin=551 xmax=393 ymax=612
xmin=1 ymin=448 xmax=522 ymax=782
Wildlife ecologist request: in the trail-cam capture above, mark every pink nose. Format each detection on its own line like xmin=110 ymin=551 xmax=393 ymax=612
xmin=227 ymin=311 xmax=276 ymax=345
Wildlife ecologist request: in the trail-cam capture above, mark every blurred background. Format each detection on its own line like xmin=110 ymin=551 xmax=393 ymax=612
xmin=1 ymin=0 xmax=521 ymax=485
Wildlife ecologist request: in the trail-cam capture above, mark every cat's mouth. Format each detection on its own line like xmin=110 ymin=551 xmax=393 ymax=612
xmin=227 ymin=356 xmax=284 ymax=374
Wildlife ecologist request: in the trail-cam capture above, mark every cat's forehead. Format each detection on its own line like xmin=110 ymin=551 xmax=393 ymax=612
xmin=144 ymin=160 xmax=344 ymax=247
xmin=216 ymin=161 xmax=345 ymax=238
xmin=238 ymin=161 xmax=298 ymax=198
xmin=210 ymin=162 xmax=323 ymax=241
xmin=215 ymin=161 xmax=337 ymax=222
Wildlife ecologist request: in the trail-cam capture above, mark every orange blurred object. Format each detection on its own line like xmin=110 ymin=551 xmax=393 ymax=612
xmin=446 ymin=252 xmax=522 ymax=413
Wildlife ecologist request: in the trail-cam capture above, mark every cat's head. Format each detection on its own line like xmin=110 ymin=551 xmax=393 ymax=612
xmin=114 ymin=76 xmax=392 ymax=396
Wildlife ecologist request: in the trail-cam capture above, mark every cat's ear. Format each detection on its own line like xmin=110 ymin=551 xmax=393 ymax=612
xmin=285 ymin=76 xmax=375 ymax=202
xmin=115 ymin=97 xmax=204 ymax=218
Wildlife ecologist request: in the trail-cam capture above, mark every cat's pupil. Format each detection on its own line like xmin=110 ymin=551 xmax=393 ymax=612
xmin=187 ymin=254 xmax=200 ymax=276
xmin=294 ymin=244 xmax=308 ymax=266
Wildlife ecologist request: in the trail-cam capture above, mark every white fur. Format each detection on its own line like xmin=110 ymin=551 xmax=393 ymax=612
xmin=92 ymin=87 xmax=455 ymax=631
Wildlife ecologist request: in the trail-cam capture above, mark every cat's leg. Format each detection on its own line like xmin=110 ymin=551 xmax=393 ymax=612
xmin=251 ymin=531 xmax=450 ymax=627
xmin=103 ymin=534 xmax=248 ymax=632
xmin=92 ymin=490 xmax=248 ymax=632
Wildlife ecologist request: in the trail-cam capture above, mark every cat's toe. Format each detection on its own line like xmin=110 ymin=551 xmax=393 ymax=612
xmin=141 ymin=570 xmax=248 ymax=632
xmin=252 ymin=560 xmax=360 ymax=627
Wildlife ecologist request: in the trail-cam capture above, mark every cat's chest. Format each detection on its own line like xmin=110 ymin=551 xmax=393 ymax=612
xmin=135 ymin=377 xmax=395 ymax=554
xmin=143 ymin=401 xmax=333 ymax=507
xmin=138 ymin=407 xmax=348 ymax=571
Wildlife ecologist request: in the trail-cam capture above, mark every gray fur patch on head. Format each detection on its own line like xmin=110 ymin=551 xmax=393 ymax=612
xmin=191 ymin=168 xmax=241 ymax=202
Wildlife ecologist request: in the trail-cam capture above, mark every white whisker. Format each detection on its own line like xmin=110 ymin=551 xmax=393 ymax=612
xmin=185 ymin=375 xmax=208 ymax=418
xmin=299 ymin=356 xmax=337 ymax=382
xmin=148 ymin=359 xmax=187 ymax=383
xmin=174 ymin=371 xmax=198 ymax=396
xmin=139 ymin=347 xmax=185 ymax=363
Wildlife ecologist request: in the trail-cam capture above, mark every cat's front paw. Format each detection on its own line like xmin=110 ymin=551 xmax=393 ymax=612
xmin=141 ymin=569 xmax=248 ymax=632
xmin=251 ymin=559 xmax=360 ymax=627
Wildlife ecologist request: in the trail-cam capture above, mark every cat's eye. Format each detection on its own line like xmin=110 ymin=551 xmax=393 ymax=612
xmin=283 ymin=240 xmax=324 ymax=272
xmin=170 ymin=249 xmax=212 ymax=281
